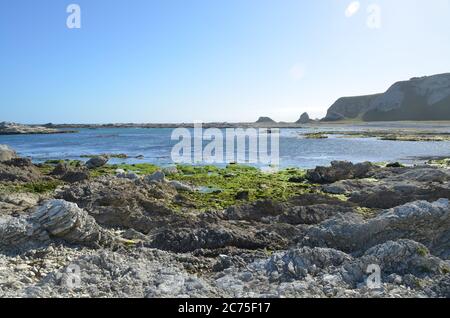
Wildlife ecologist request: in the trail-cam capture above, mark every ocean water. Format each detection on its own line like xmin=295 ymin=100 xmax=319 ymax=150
xmin=1 ymin=127 xmax=450 ymax=169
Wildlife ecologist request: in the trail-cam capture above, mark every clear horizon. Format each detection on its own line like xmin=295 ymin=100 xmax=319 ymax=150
xmin=1 ymin=0 xmax=450 ymax=124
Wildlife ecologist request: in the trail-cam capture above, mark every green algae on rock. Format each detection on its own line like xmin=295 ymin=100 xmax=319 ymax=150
xmin=303 ymin=133 xmax=328 ymax=139
xmin=168 ymin=164 xmax=311 ymax=211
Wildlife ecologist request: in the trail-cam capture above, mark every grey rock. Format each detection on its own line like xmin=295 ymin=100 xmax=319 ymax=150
xmin=50 ymin=162 xmax=70 ymax=176
xmin=337 ymin=167 xmax=450 ymax=208
xmin=0 ymin=200 xmax=117 ymax=251
xmin=266 ymin=247 xmax=353 ymax=281
xmin=339 ymin=240 xmax=449 ymax=287
xmin=50 ymin=162 xmax=89 ymax=183
xmin=303 ymin=199 xmax=450 ymax=258
xmin=0 ymin=144 xmax=17 ymax=162
xmin=0 ymin=158 xmax=43 ymax=182
xmin=306 ymin=161 xmax=377 ymax=184
xmin=144 ymin=171 xmax=165 ymax=183
xmin=85 ymin=156 xmax=108 ymax=169
xmin=56 ymin=176 xmax=180 ymax=234
xmin=61 ymin=171 xmax=89 ymax=183
xmin=169 ymin=180 xmax=193 ymax=192
xmin=222 ymin=194 xmax=356 ymax=225
xmin=162 ymin=166 xmax=179 ymax=175
xmin=150 ymin=225 xmax=287 ymax=253
xmin=117 ymin=172 xmax=139 ymax=180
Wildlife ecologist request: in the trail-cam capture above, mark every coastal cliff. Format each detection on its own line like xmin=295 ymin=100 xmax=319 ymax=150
xmin=323 ymin=73 xmax=450 ymax=122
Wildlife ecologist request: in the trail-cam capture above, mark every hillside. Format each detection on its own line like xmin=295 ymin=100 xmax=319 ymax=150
xmin=323 ymin=73 xmax=450 ymax=122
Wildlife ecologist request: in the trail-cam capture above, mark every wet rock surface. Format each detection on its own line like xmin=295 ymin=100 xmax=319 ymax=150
xmin=85 ymin=156 xmax=109 ymax=169
xmin=1 ymin=155 xmax=449 ymax=298
xmin=306 ymin=161 xmax=379 ymax=184
xmin=321 ymin=164 xmax=450 ymax=208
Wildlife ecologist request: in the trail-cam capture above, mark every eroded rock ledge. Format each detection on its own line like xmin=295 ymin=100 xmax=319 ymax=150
xmin=0 ymin=156 xmax=449 ymax=298
xmin=0 ymin=200 xmax=118 ymax=252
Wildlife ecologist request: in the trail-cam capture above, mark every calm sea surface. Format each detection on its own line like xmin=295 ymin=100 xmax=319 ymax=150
xmin=1 ymin=126 xmax=450 ymax=169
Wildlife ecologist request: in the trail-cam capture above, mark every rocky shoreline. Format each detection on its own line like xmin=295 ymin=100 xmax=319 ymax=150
xmin=0 ymin=122 xmax=76 ymax=135
xmin=0 ymin=146 xmax=449 ymax=298
xmin=304 ymin=130 xmax=450 ymax=142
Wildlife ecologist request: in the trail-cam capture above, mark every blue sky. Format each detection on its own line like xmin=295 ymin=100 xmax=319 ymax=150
xmin=1 ymin=0 xmax=449 ymax=124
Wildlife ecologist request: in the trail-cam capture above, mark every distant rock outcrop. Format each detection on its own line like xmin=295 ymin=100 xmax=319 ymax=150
xmin=323 ymin=73 xmax=450 ymax=121
xmin=0 ymin=122 xmax=75 ymax=135
xmin=255 ymin=117 xmax=276 ymax=124
xmin=296 ymin=112 xmax=311 ymax=124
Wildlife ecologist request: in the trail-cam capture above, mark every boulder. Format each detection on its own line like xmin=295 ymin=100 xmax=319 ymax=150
xmin=0 ymin=158 xmax=42 ymax=182
xmin=51 ymin=162 xmax=89 ymax=183
xmin=0 ymin=200 xmax=117 ymax=250
xmin=31 ymin=200 xmax=115 ymax=247
xmin=169 ymin=180 xmax=193 ymax=192
xmin=144 ymin=171 xmax=165 ymax=183
xmin=117 ymin=172 xmax=139 ymax=180
xmin=85 ymin=156 xmax=108 ymax=169
xmin=61 ymin=170 xmax=90 ymax=183
xmin=0 ymin=145 xmax=17 ymax=162
xmin=51 ymin=162 xmax=70 ymax=176
xmin=306 ymin=161 xmax=376 ymax=184
xmin=163 ymin=166 xmax=179 ymax=175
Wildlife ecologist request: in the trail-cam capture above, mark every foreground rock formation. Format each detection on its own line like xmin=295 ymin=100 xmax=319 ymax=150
xmin=0 ymin=145 xmax=17 ymax=162
xmin=0 ymin=153 xmax=449 ymax=298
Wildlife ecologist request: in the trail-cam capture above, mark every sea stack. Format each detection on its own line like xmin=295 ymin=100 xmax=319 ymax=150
xmin=296 ymin=112 xmax=311 ymax=124
xmin=255 ymin=117 xmax=276 ymax=124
